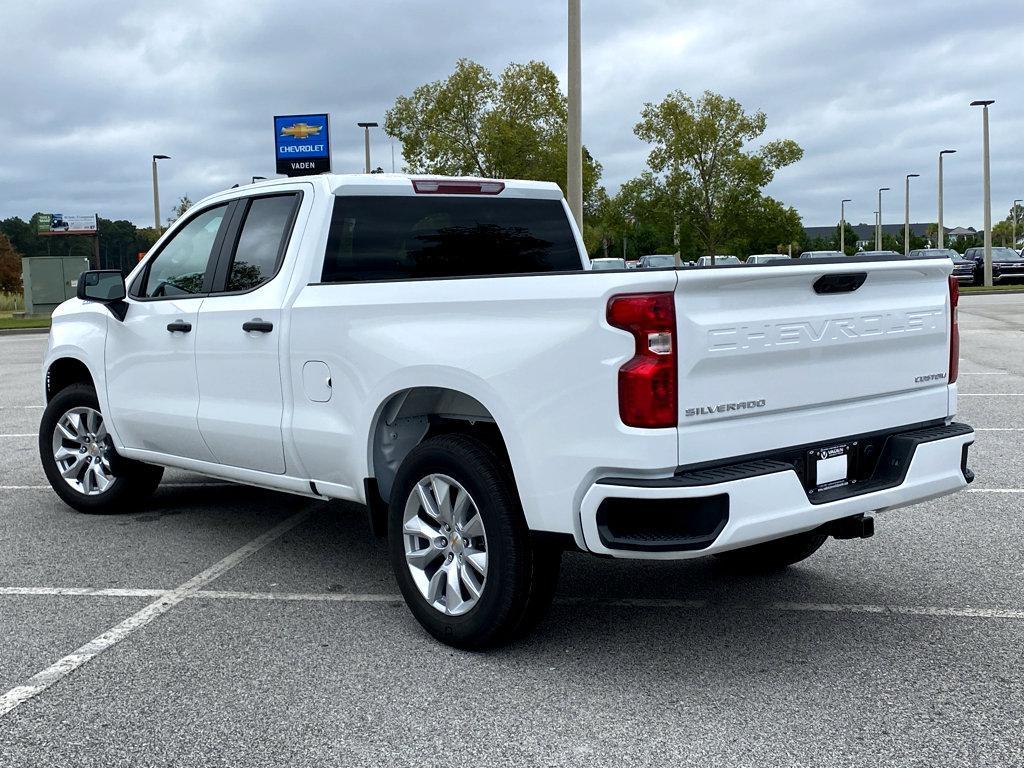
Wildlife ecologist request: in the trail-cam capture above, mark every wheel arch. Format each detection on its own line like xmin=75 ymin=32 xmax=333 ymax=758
xmin=367 ymin=386 xmax=514 ymax=511
xmin=45 ymin=356 xmax=96 ymax=402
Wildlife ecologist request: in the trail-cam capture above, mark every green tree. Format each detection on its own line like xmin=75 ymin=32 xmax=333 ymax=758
xmin=0 ymin=233 xmax=22 ymax=293
xmin=725 ymin=196 xmax=803 ymax=257
xmin=634 ymin=90 xmax=803 ymax=258
xmin=169 ymin=195 xmax=193 ymax=225
xmin=0 ymin=216 xmax=39 ymax=257
xmin=385 ymin=58 xmax=603 ymax=209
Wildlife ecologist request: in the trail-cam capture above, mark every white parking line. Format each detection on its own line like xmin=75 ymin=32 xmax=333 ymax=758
xmin=195 ymin=589 xmax=403 ymax=602
xmin=0 ymin=507 xmax=313 ymax=719
xmin=2 ymin=587 xmax=1021 ymax=621
xmin=958 ymin=393 xmax=1024 ymax=396
xmin=0 ymin=483 xmax=237 ymax=490
xmin=0 ymin=587 xmax=165 ymax=598
xmin=967 ymin=488 xmax=1024 ymax=493
xmin=0 ymin=433 xmax=34 ymax=438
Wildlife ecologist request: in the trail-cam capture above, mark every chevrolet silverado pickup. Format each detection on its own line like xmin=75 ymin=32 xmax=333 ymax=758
xmin=40 ymin=174 xmax=974 ymax=648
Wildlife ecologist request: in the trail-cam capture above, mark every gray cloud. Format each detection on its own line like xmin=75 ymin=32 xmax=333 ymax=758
xmin=1 ymin=0 xmax=1021 ymax=229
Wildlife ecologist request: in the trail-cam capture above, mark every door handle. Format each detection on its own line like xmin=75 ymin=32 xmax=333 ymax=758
xmin=242 ymin=319 xmax=274 ymax=333
xmin=166 ymin=320 xmax=192 ymax=333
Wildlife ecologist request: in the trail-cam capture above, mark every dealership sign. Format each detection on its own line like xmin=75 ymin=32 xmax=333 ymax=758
xmin=274 ymin=113 xmax=331 ymax=176
xmin=37 ymin=213 xmax=98 ymax=235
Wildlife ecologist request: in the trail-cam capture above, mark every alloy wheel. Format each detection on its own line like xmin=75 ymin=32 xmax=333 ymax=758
xmin=51 ymin=406 xmax=115 ymax=496
xmin=402 ymin=473 xmax=488 ymax=616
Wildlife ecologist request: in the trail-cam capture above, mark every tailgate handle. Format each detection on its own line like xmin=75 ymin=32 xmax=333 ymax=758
xmin=814 ymin=272 xmax=867 ymax=294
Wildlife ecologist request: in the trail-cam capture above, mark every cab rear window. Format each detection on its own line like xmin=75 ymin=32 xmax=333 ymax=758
xmin=320 ymin=196 xmax=581 ymax=282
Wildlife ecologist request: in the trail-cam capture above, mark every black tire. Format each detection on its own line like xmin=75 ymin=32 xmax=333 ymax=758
xmin=387 ymin=433 xmax=559 ymax=649
xmin=39 ymin=384 xmax=163 ymax=514
xmin=512 ymin=539 xmax=562 ymax=640
xmin=715 ymin=529 xmax=828 ymax=572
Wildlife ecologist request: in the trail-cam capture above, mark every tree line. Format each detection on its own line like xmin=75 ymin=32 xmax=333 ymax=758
xmin=388 ymin=59 xmax=1024 ymax=260
xmin=386 ymin=59 xmax=804 ymax=261
xmin=0 ymin=194 xmax=200 ymax=294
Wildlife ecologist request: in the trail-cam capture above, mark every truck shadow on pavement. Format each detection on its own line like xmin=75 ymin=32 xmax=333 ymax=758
xmin=140 ymin=481 xmax=891 ymax=644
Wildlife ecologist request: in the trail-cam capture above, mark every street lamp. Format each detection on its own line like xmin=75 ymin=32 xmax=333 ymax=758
xmin=904 ymin=173 xmax=920 ymax=256
xmin=840 ymin=199 xmax=852 ymax=253
xmin=151 ymin=154 xmax=170 ymax=231
xmin=937 ymin=150 xmax=956 ymax=249
xmin=567 ymin=0 xmax=582 ymax=229
xmin=356 ymin=122 xmax=378 ymax=174
xmin=1013 ymin=199 xmax=1022 ymax=251
xmin=252 ymin=176 xmax=266 ymax=184
xmin=971 ymin=99 xmax=995 ymax=286
xmin=877 ymin=187 xmax=890 ymax=250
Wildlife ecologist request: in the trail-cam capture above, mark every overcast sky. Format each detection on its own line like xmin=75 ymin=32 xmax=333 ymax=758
xmin=1 ymin=0 xmax=1021 ymax=229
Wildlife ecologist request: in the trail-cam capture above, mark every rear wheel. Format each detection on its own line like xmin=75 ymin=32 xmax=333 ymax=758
xmin=39 ymin=384 xmax=163 ymax=514
xmin=715 ymin=529 xmax=828 ymax=572
xmin=387 ymin=433 xmax=559 ymax=649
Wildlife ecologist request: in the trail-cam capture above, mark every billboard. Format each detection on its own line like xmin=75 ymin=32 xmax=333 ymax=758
xmin=37 ymin=213 xmax=98 ymax=235
xmin=274 ymin=113 xmax=331 ymax=176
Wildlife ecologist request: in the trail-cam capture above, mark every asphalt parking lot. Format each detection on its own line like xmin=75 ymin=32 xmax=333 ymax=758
xmin=0 ymin=294 xmax=1022 ymax=767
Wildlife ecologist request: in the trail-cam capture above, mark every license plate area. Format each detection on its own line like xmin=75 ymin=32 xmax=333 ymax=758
xmin=805 ymin=442 xmax=858 ymax=494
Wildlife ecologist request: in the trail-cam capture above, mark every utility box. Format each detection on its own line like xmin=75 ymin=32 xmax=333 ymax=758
xmin=21 ymin=256 xmax=90 ymax=316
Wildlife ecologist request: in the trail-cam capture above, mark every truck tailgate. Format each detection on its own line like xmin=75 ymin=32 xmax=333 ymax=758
xmin=675 ymin=259 xmax=954 ymax=465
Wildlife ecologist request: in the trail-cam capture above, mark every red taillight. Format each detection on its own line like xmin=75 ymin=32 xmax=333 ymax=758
xmin=412 ymin=180 xmax=505 ymax=195
xmin=949 ymin=275 xmax=959 ymax=384
xmin=607 ymin=292 xmax=677 ymax=428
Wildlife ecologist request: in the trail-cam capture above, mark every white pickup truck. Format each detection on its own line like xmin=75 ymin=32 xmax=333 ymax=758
xmin=40 ymin=174 xmax=974 ymax=648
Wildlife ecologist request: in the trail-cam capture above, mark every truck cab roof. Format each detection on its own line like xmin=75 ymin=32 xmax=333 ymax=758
xmin=229 ymin=173 xmax=566 ymax=201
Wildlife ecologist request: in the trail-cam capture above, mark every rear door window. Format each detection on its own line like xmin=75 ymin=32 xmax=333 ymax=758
xmin=224 ymin=194 xmax=300 ymax=292
xmin=321 ymin=196 xmax=581 ymax=282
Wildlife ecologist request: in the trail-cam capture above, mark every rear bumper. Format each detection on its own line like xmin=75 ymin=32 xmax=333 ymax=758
xmin=579 ymin=422 xmax=974 ymax=559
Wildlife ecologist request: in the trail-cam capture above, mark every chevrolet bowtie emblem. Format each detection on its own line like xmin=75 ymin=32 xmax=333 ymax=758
xmin=280 ymin=122 xmax=322 ymax=140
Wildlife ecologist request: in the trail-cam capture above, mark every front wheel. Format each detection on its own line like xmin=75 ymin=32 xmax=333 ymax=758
xmin=39 ymin=384 xmax=163 ymax=514
xmin=387 ymin=434 xmax=559 ymax=649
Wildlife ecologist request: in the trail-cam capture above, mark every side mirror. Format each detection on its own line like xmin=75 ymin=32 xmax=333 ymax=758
xmin=77 ymin=270 xmax=128 ymax=321
xmin=78 ymin=270 xmax=126 ymax=302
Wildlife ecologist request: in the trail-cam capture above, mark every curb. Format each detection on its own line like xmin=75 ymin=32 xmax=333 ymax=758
xmin=961 ymin=289 xmax=1024 ymax=296
xmin=0 ymin=327 xmax=50 ymax=336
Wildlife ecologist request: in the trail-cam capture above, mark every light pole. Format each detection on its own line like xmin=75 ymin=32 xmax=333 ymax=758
xmin=1013 ymin=199 xmax=1022 ymax=251
xmin=252 ymin=176 xmax=266 ymax=184
xmin=567 ymin=0 xmax=583 ymax=229
xmin=971 ymin=99 xmax=995 ymax=286
xmin=840 ymin=199 xmax=851 ymax=253
xmin=877 ymin=187 xmax=890 ymax=250
xmin=937 ymin=150 xmax=956 ymax=249
xmin=874 ymin=210 xmax=879 ymax=250
xmin=357 ymin=122 xmax=378 ymax=174
xmin=151 ymin=154 xmax=170 ymax=231
xmin=904 ymin=173 xmax=920 ymax=256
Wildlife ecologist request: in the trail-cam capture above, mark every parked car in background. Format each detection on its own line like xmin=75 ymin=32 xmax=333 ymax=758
xmin=964 ymin=246 xmax=1024 ymax=284
xmin=856 ymin=251 xmax=901 ymax=258
xmin=909 ymin=248 xmax=975 ymax=285
xmin=590 ymin=257 xmax=627 ymax=271
xmin=745 ymin=254 xmax=787 ymax=265
xmin=625 ymin=260 xmax=639 ymax=270
xmin=799 ymin=250 xmax=846 ymax=260
xmin=695 ymin=255 xmax=741 ymax=267
xmin=638 ymin=254 xmax=677 ymax=269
